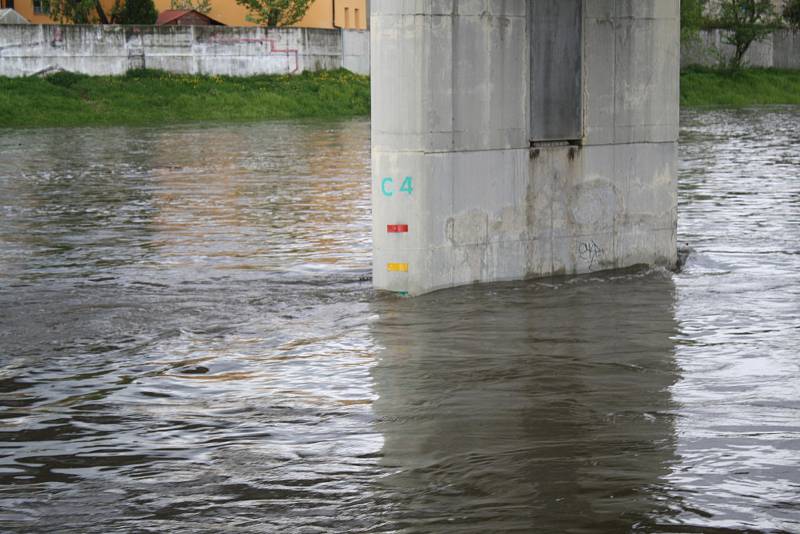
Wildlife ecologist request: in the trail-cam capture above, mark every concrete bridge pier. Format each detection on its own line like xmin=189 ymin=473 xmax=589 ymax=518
xmin=371 ymin=0 xmax=679 ymax=296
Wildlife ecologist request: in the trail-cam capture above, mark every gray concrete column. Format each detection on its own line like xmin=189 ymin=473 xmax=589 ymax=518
xmin=372 ymin=0 xmax=679 ymax=296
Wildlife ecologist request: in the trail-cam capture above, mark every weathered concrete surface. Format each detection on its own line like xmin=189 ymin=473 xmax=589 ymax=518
xmin=774 ymin=30 xmax=800 ymax=70
xmin=0 ymin=24 xmax=370 ymax=76
xmin=372 ymin=0 xmax=679 ymax=296
xmin=342 ymin=29 xmax=369 ymax=75
xmin=682 ymin=29 xmax=800 ymax=69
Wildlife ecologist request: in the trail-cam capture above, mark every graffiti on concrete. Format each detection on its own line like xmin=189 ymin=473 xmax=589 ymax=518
xmin=208 ymin=32 xmax=299 ymax=73
xmin=578 ymin=240 xmax=605 ymax=270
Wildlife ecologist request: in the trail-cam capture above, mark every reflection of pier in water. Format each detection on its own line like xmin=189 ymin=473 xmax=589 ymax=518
xmin=370 ymin=273 xmax=681 ymax=531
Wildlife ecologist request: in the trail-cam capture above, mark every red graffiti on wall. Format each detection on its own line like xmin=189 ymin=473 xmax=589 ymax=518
xmin=50 ymin=27 xmax=63 ymax=47
xmin=208 ymin=32 xmax=299 ymax=73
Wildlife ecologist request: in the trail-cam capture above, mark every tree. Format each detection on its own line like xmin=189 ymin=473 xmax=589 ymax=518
xmin=784 ymin=0 xmax=800 ymax=30
xmin=681 ymin=0 xmax=707 ymax=45
xmin=170 ymin=0 xmax=211 ymax=14
xmin=45 ymin=0 xmax=158 ymax=24
xmin=111 ymin=0 xmax=158 ymax=24
xmin=715 ymin=0 xmax=780 ymax=69
xmin=234 ymin=0 xmax=313 ymax=27
xmin=43 ymin=0 xmax=110 ymax=23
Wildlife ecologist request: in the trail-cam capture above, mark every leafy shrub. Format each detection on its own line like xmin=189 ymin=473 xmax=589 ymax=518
xmin=681 ymin=0 xmax=707 ymax=45
xmin=785 ymin=0 xmax=800 ymax=29
xmin=44 ymin=70 xmax=87 ymax=88
xmin=235 ymin=0 xmax=312 ymax=27
xmin=111 ymin=0 xmax=158 ymax=25
xmin=714 ymin=0 xmax=780 ymax=69
xmin=124 ymin=68 xmax=166 ymax=79
xmin=170 ymin=0 xmax=212 ymax=14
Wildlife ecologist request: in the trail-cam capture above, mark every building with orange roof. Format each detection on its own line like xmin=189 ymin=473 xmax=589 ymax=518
xmin=0 ymin=0 xmax=368 ymax=29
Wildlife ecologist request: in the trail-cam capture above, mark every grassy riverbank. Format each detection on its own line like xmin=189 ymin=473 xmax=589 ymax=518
xmin=1 ymin=67 xmax=799 ymax=128
xmin=0 ymin=69 xmax=370 ymax=128
xmin=681 ymin=67 xmax=800 ymax=107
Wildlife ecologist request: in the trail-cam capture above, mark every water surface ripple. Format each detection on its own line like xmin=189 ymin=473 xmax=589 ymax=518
xmin=0 ymin=110 xmax=798 ymax=533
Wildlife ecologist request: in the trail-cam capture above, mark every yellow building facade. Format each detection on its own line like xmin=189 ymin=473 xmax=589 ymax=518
xmin=0 ymin=0 xmax=115 ymax=24
xmin=152 ymin=0 xmax=368 ymax=29
xmin=0 ymin=0 xmax=368 ymax=29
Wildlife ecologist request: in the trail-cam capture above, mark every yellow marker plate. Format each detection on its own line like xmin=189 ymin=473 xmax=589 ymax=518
xmin=387 ymin=263 xmax=409 ymax=273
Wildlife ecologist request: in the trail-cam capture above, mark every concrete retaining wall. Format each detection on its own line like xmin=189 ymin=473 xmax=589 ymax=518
xmin=342 ymin=29 xmax=369 ymax=76
xmin=0 ymin=24 xmax=371 ymax=77
xmin=2 ymin=24 xmax=794 ymax=77
xmin=683 ymin=29 xmax=800 ymax=69
xmin=774 ymin=30 xmax=800 ymax=70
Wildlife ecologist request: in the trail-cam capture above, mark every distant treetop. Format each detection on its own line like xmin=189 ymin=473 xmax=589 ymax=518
xmin=234 ymin=0 xmax=313 ymax=27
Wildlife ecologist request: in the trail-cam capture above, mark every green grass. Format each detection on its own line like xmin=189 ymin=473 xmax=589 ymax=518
xmin=1 ymin=67 xmax=798 ymax=128
xmin=681 ymin=67 xmax=800 ymax=107
xmin=0 ymin=69 xmax=370 ymax=128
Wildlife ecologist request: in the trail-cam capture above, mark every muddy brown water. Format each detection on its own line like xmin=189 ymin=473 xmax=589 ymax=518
xmin=1 ymin=110 xmax=799 ymax=532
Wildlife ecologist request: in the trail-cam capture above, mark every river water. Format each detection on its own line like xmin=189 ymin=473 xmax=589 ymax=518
xmin=0 ymin=110 xmax=798 ymax=533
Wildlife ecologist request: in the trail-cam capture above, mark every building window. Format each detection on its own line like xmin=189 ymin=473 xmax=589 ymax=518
xmin=529 ymin=0 xmax=584 ymax=142
xmin=354 ymin=8 xmax=359 ymax=28
xmin=344 ymin=7 xmax=350 ymax=28
xmin=33 ymin=0 xmax=48 ymax=14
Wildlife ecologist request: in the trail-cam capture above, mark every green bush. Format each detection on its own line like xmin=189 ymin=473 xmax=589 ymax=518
xmin=170 ymin=0 xmax=212 ymax=14
xmin=111 ymin=0 xmax=158 ymax=25
xmin=44 ymin=70 xmax=88 ymax=88
xmin=123 ymin=68 xmax=165 ymax=79
xmin=235 ymin=0 xmax=312 ymax=27
xmin=714 ymin=0 xmax=781 ymax=69
xmin=784 ymin=0 xmax=800 ymax=29
xmin=681 ymin=0 xmax=707 ymax=45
